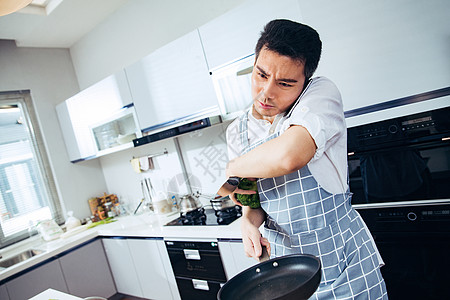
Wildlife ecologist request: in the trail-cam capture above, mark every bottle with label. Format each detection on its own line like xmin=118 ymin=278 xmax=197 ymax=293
xmin=171 ymin=195 xmax=178 ymax=212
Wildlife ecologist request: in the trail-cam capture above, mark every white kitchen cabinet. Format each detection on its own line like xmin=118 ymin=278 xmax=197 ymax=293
xmin=102 ymin=238 xmax=143 ymax=297
xmin=219 ymin=240 xmax=257 ymax=279
xmin=59 ymin=239 xmax=116 ymax=299
xmin=125 ymin=29 xmax=219 ymax=133
xmin=0 ymin=283 xmax=10 ymax=300
xmin=128 ymin=238 xmax=178 ymax=300
xmin=5 ymin=259 xmax=68 ymax=300
xmin=56 ymin=69 xmax=138 ymax=162
xmin=198 ymin=0 xmax=302 ymax=71
xmin=89 ymin=106 xmax=141 ymax=156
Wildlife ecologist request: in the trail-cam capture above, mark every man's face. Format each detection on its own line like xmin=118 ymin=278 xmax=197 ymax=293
xmin=251 ymin=47 xmax=306 ymax=122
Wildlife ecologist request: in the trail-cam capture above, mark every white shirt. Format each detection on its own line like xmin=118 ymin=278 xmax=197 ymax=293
xmin=226 ymin=76 xmax=348 ymax=194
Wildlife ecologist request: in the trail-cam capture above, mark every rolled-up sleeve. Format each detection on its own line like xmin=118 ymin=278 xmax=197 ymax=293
xmin=281 ymin=77 xmax=345 ymax=161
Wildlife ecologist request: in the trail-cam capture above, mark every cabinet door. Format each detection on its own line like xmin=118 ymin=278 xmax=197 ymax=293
xmin=5 ymin=259 xmax=68 ymax=300
xmin=125 ymin=29 xmax=218 ymax=132
xmin=56 ymin=101 xmax=88 ymax=161
xmin=229 ymin=242 xmax=257 ymax=274
xmin=59 ymin=239 xmax=116 ymax=299
xmin=102 ymin=238 xmax=143 ymax=297
xmin=56 ymin=69 xmax=134 ymax=162
xmin=0 ymin=283 xmax=10 ymax=300
xmin=199 ymin=0 xmax=302 ymax=71
xmin=219 ymin=241 xmax=257 ymax=279
xmin=128 ymin=239 xmax=178 ymax=300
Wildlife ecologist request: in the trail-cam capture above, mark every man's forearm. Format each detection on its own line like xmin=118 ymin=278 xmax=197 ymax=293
xmin=227 ymin=125 xmax=316 ymax=178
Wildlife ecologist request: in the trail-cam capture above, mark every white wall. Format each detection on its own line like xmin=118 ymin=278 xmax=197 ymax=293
xmin=97 ymin=121 xmax=232 ymax=209
xmin=0 ymin=40 xmax=107 ymax=219
xmin=177 ymin=122 xmax=232 ymax=197
xmin=98 ymin=138 xmax=188 ymax=211
xmin=300 ymin=0 xmax=450 ymax=111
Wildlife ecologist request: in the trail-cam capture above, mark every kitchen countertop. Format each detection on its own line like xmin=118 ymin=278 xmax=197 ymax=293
xmin=0 ymin=211 xmax=244 ymax=282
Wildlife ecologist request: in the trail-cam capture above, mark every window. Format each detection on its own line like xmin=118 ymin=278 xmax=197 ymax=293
xmin=0 ymin=91 xmax=62 ymax=248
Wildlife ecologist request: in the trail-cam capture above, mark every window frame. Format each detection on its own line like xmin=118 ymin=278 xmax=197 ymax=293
xmin=0 ymin=90 xmax=62 ymax=248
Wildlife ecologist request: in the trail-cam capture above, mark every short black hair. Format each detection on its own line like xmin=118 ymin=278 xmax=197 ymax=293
xmin=255 ymin=19 xmax=322 ymax=79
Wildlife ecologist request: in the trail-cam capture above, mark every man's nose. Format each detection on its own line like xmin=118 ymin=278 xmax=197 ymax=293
xmin=263 ymin=79 xmax=277 ymax=99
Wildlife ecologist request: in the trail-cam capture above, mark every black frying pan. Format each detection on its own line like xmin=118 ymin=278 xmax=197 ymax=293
xmin=218 ymin=254 xmax=321 ymax=300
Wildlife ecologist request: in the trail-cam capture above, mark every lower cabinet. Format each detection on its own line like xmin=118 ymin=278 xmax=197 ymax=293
xmin=0 ymin=284 xmax=8 ymax=300
xmin=219 ymin=240 xmax=257 ymax=279
xmin=2 ymin=238 xmax=116 ymax=300
xmin=5 ymin=259 xmax=68 ymax=300
xmin=128 ymin=238 xmax=178 ymax=300
xmin=103 ymin=237 xmax=178 ymax=300
xmin=59 ymin=239 xmax=116 ymax=299
xmin=102 ymin=237 xmax=143 ymax=297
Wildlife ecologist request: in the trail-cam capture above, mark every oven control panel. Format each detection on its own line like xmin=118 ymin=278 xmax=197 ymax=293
xmin=357 ymin=204 xmax=450 ymax=233
xmin=348 ymin=106 xmax=450 ymax=152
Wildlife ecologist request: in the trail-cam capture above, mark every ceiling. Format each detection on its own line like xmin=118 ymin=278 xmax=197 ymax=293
xmin=0 ymin=0 xmax=129 ymax=48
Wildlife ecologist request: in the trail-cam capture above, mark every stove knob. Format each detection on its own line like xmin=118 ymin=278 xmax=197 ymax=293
xmin=388 ymin=125 xmax=398 ymax=134
xmin=407 ymin=212 xmax=417 ymax=221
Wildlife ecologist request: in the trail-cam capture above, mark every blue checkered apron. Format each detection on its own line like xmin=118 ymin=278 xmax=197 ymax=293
xmin=238 ymin=112 xmax=388 ymax=299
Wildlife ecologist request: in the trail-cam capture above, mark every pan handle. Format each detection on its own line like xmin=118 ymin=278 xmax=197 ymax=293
xmin=258 ymin=245 xmax=270 ymax=262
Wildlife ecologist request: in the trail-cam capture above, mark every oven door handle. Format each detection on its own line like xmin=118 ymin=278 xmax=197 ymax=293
xmin=183 ymin=249 xmax=201 ymax=260
xmin=192 ymin=279 xmax=209 ymax=291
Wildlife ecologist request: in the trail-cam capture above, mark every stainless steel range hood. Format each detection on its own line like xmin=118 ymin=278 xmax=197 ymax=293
xmin=133 ymin=106 xmax=222 ymax=147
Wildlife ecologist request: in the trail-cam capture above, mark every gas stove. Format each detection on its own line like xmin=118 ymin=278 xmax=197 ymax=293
xmin=165 ymin=206 xmax=242 ymax=226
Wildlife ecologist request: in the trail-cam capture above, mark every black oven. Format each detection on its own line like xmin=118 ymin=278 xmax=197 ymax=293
xmin=165 ymin=240 xmax=227 ymax=300
xmin=347 ymin=104 xmax=450 ymax=299
xmin=348 ymin=106 xmax=450 ymax=205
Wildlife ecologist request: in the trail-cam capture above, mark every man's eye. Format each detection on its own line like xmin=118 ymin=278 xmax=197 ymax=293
xmin=280 ymin=82 xmax=293 ymax=87
xmin=258 ymin=72 xmax=268 ymax=79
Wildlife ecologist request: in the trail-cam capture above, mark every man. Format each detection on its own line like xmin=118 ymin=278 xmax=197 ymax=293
xmin=226 ymin=19 xmax=388 ymax=299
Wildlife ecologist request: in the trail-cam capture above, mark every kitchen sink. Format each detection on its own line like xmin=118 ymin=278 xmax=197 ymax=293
xmin=0 ymin=249 xmax=44 ymax=270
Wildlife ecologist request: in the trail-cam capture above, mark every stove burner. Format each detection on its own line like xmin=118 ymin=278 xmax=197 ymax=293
xmin=181 ymin=207 xmax=206 ymax=225
xmin=165 ymin=206 xmax=242 ymax=226
xmin=215 ymin=206 xmax=242 ymax=224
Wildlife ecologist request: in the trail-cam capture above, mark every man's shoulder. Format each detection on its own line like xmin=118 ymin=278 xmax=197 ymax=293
xmin=306 ymin=76 xmax=342 ymax=99
xmin=310 ymin=76 xmax=339 ymax=90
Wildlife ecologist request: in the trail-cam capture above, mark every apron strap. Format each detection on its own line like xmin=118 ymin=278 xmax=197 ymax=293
xmin=238 ymin=112 xmax=250 ymax=148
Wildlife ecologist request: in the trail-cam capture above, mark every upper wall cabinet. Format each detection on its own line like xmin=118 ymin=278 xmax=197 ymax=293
xmin=56 ymin=70 xmax=141 ymax=162
xmin=198 ymin=0 xmax=302 ymax=71
xmin=125 ymin=29 xmax=219 ymax=133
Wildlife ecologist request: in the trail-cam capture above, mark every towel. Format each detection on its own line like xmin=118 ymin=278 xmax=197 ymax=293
xmin=148 ymin=157 xmax=154 ymax=170
xmin=130 ymin=158 xmax=141 ymax=173
xmin=139 ymin=157 xmax=149 ymax=171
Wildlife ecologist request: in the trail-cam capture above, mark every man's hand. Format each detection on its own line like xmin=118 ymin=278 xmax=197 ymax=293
xmin=229 ymin=178 xmax=257 ymax=206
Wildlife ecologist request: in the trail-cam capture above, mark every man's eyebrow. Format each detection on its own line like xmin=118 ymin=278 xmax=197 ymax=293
xmin=256 ymin=66 xmax=268 ymax=76
xmin=255 ymin=65 xmax=298 ymax=83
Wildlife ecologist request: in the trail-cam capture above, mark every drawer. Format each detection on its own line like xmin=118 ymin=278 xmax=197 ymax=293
xmin=175 ymin=277 xmax=223 ymax=300
xmin=167 ymin=248 xmax=227 ymax=282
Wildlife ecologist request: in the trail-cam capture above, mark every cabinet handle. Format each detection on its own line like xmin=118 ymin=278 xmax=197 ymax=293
xmin=192 ymin=279 xmax=209 ymax=291
xmin=236 ymin=65 xmax=253 ymax=76
xmin=183 ymin=249 xmax=201 ymax=260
